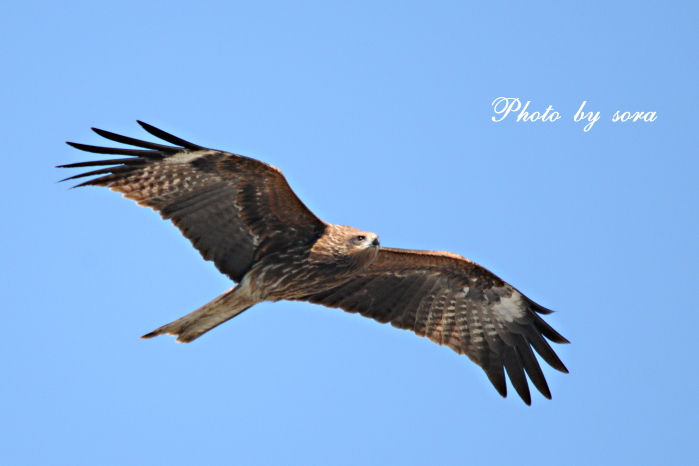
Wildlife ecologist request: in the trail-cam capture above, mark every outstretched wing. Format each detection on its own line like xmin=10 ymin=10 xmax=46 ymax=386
xmin=298 ymin=247 xmax=569 ymax=404
xmin=59 ymin=121 xmax=326 ymax=282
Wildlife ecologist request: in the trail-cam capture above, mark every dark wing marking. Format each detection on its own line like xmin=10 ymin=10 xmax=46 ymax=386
xmin=59 ymin=121 xmax=326 ymax=282
xmin=298 ymin=247 xmax=569 ymax=405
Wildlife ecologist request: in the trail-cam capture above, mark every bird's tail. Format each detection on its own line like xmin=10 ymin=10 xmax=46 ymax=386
xmin=141 ymin=285 xmax=261 ymax=343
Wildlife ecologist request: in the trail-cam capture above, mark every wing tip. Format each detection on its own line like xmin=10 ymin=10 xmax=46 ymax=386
xmin=486 ymin=371 xmax=508 ymax=399
xmin=134 ymin=120 xmax=205 ymax=150
xmin=90 ymin=126 xmax=107 ymax=137
xmin=530 ymin=300 xmax=555 ymax=315
xmin=543 ymin=324 xmax=571 ymax=345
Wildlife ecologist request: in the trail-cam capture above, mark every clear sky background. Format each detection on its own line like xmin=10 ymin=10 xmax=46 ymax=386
xmin=2 ymin=1 xmax=697 ymax=465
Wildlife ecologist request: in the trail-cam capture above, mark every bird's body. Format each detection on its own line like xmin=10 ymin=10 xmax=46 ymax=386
xmin=144 ymin=224 xmax=380 ymax=342
xmin=60 ymin=122 xmax=569 ymax=405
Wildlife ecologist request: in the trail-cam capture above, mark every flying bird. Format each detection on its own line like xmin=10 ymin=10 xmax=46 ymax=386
xmin=59 ymin=122 xmax=569 ymax=405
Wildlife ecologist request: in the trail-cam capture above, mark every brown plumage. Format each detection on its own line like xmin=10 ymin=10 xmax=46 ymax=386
xmin=59 ymin=121 xmax=569 ymax=405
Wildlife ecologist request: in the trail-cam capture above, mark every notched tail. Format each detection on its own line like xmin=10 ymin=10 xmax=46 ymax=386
xmin=141 ymin=286 xmax=260 ymax=343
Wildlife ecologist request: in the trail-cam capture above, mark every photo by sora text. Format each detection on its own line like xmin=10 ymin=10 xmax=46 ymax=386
xmin=491 ymin=97 xmax=657 ymax=132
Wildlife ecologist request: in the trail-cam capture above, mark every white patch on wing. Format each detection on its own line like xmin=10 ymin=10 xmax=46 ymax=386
xmin=492 ymin=290 xmax=525 ymax=322
xmin=165 ymin=150 xmax=218 ymax=164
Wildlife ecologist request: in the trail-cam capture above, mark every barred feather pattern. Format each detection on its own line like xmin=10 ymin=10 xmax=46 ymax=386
xmin=299 ymin=248 xmax=569 ymax=405
xmin=59 ymin=121 xmax=325 ymax=282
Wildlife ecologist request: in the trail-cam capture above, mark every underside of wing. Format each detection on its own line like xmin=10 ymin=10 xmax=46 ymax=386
xmin=299 ymin=247 xmax=569 ymax=405
xmin=59 ymin=121 xmax=326 ymax=282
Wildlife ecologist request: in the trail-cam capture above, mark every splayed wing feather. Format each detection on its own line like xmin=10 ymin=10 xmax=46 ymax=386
xmin=503 ymin=347 xmax=531 ymax=405
xmin=90 ymin=127 xmax=183 ymax=152
xmin=136 ymin=120 xmax=206 ymax=150
xmin=63 ymin=142 xmax=161 ymax=157
xmin=298 ymin=247 xmax=568 ymax=404
xmin=60 ymin=122 xmax=325 ymax=282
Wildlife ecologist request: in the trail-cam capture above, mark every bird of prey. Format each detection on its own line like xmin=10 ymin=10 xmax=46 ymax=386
xmin=59 ymin=121 xmax=569 ymax=405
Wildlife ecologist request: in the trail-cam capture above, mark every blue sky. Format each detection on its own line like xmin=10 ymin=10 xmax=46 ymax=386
xmin=2 ymin=1 xmax=698 ymax=464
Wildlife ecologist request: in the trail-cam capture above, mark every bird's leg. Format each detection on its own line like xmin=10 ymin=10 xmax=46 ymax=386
xmin=141 ymin=281 xmax=262 ymax=343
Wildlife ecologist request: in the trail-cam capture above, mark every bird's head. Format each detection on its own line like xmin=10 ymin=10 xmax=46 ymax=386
xmin=346 ymin=229 xmax=380 ymax=251
xmin=310 ymin=224 xmax=380 ymax=270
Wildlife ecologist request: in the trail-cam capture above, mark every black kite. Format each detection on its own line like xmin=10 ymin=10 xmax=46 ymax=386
xmin=59 ymin=122 xmax=569 ymax=405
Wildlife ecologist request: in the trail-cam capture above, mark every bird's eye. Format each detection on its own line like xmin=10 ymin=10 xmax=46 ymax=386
xmin=356 ymin=235 xmax=365 ymax=241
